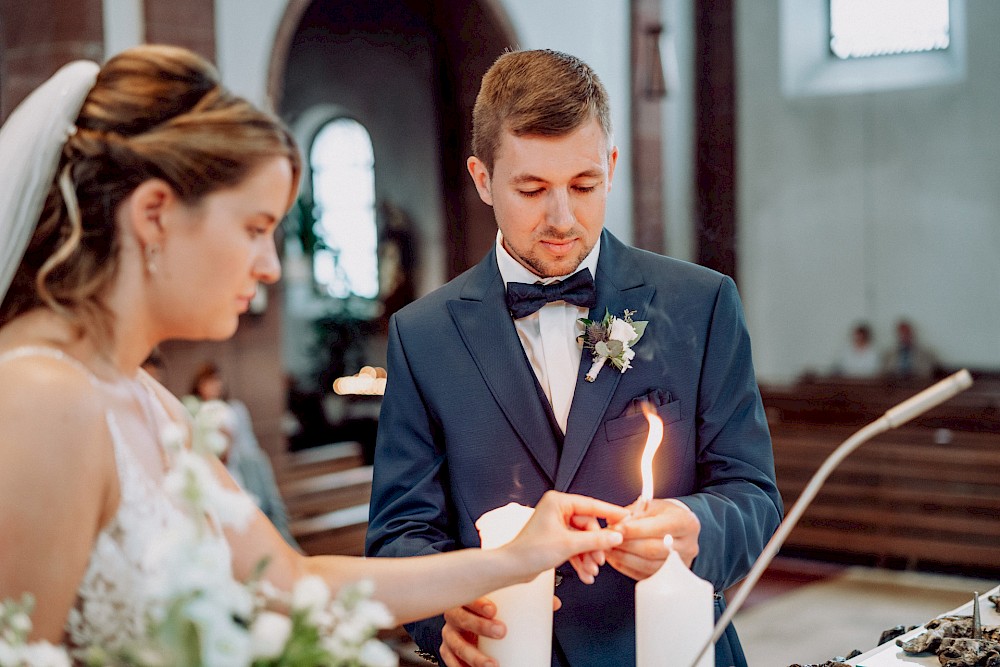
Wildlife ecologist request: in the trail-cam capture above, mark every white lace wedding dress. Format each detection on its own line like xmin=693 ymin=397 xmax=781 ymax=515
xmin=0 ymin=346 xmax=227 ymax=659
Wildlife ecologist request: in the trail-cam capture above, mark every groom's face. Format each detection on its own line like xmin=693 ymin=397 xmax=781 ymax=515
xmin=468 ymin=117 xmax=618 ymax=278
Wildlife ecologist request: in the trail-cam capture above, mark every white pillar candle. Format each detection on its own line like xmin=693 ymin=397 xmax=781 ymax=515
xmin=636 ymin=541 xmax=715 ymax=667
xmin=475 ymin=502 xmax=554 ymax=667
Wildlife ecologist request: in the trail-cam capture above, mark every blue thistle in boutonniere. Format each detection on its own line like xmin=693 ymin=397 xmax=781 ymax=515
xmin=578 ymin=308 xmax=648 ymax=382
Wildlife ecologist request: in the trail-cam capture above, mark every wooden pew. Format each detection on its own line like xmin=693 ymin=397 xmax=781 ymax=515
xmin=290 ymin=503 xmax=372 ymax=557
xmin=277 ymin=441 xmax=373 ymax=557
xmin=278 ymin=441 xmax=366 ymax=484
xmin=761 ymin=373 xmax=1000 ymax=570
xmin=276 ymin=441 xmax=446 ymax=662
xmin=282 ymin=466 xmax=373 ymax=521
xmin=760 ymin=375 xmax=1000 ymax=431
xmin=769 ymin=421 xmax=1000 ymax=570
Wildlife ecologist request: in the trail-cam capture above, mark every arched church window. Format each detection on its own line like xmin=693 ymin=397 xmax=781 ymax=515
xmin=309 ymin=117 xmax=379 ymax=300
xmin=830 ymin=0 xmax=950 ymax=60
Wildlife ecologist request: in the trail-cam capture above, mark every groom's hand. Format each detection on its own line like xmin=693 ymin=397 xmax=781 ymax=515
xmin=607 ymin=498 xmax=700 ymax=580
xmin=440 ymin=596 xmax=563 ymax=667
xmin=440 ymin=597 xmax=503 ymax=667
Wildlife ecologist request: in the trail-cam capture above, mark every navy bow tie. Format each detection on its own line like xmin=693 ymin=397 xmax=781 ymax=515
xmin=506 ymin=268 xmax=597 ymax=319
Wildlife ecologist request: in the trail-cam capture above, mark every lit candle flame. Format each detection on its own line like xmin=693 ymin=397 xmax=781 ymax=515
xmin=639 ymin=403 xmax=664 ymax=502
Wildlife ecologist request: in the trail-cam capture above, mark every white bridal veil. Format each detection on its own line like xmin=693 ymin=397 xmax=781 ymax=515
xmin=0 ymin=60 xmax=99 ymax=305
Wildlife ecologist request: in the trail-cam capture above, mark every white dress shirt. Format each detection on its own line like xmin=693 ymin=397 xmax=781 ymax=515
xmin=496 ymin=232 xmax=601 ymax=433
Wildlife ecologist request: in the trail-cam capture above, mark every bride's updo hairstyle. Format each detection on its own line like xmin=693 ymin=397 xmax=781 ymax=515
xmin=0 ymin=44 xmax=302 ymax=336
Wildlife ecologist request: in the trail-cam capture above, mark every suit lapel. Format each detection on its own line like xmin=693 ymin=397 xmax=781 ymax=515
xmin=556 ymin=232 xmax=655 ymax=490
xmin=448 ymin=249 xmax=561 ymax=483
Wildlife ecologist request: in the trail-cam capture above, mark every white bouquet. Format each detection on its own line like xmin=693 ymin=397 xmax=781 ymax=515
xmin=2 ymin=409 xmax=397 ymax=667
xmin=0 ymin=595 xmax=71 ymax=667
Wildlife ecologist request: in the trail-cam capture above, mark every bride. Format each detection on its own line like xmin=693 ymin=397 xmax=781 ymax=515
xmin=0 ymin=44 xmax=625 ymax=663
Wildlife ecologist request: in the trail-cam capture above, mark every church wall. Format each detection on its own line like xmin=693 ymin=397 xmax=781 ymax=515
xmin=737 ymin=0 xmax=1000 ymax=383
xmin=214 ymin=0 xmax=289 ymax=109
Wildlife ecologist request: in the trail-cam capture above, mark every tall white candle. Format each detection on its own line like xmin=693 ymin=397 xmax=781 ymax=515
xmin=636 ymin=539 xmax=714 ymax=667
xmin=475 ymin=502 xmax=554 ymax=667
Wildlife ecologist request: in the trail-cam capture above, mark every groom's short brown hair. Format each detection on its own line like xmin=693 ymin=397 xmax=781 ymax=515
xmin=471 ymin=49 xmax=613 ymax=173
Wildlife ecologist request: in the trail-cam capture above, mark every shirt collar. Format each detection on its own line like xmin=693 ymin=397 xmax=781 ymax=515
xmin=495 ymin=230 xmax=601 ymax=287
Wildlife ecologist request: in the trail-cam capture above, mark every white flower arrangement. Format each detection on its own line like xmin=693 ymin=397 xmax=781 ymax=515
xmin=0 ymin=595 xmax=71 ymax=667
xmin=160 ymin=419 xmax=257 ymax=534
xmin=578 ymin=308 xmax=649 ymax=382
xmin=77 ymin=567 xmax=397 ymax=667
xmin=181 ymin=396 xmax=236 ymax=457
xmin=2 ymin=401 xmax=397 ymax=667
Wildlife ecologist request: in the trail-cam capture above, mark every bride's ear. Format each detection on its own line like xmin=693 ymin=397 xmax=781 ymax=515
xmin=124 ymin=178 xmax=177 ymax=248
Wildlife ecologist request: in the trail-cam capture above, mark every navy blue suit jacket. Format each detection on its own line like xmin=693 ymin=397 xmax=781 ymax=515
xmin=366 ymin=231 xmax=782 ymax=667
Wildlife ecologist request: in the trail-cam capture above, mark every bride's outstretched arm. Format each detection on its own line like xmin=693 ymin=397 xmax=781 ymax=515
xmin=303 ymin=491 xmax=625 ymax=625
xmin=216 ymin=457 xmax=626 ymax=625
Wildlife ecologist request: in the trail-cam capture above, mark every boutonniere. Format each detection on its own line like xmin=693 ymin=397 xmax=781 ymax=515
xmin=578 ymin=308 xmax=648 ymax=382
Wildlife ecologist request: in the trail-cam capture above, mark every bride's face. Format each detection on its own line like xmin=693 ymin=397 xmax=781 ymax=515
xmin=150 ymin=156 xmax=293 ymax=341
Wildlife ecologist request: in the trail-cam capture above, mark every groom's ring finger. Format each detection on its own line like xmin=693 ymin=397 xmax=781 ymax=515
xmin=614 ymin=536 xmax=672 ymax=560
xmin=440 ymin=641 xmax=473 ymax=667
xmin=444 ymin=632 xmax=494 ymax=667
xmin=445 ymin=607 xmax=504 ymax=640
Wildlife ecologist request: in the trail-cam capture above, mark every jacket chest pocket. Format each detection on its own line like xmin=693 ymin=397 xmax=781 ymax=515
xmin=598 ymin=397 xmax=694 ymax=500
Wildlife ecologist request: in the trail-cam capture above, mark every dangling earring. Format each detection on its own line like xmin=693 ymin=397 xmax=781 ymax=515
xmin=145 ymin=244 xmax=160 ymax=275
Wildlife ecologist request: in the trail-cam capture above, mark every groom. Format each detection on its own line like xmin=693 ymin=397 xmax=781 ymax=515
xmin=366 ymin=49 xmax=782 ymax=667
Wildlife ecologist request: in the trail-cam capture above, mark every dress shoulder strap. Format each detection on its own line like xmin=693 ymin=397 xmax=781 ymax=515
xmin=0 ymin=345 xmax=103 ymax=387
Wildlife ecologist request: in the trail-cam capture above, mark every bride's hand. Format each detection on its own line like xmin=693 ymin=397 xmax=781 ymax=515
xmin=502 ymin=491 xmax=627 ymax=584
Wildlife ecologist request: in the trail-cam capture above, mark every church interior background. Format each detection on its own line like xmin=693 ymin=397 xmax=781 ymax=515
xmin=2 ymin=1 xmax=997 ymax=664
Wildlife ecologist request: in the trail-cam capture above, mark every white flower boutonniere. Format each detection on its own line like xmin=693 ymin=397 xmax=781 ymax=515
xmin=578 ymin=308 xmax=648 ymax=382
